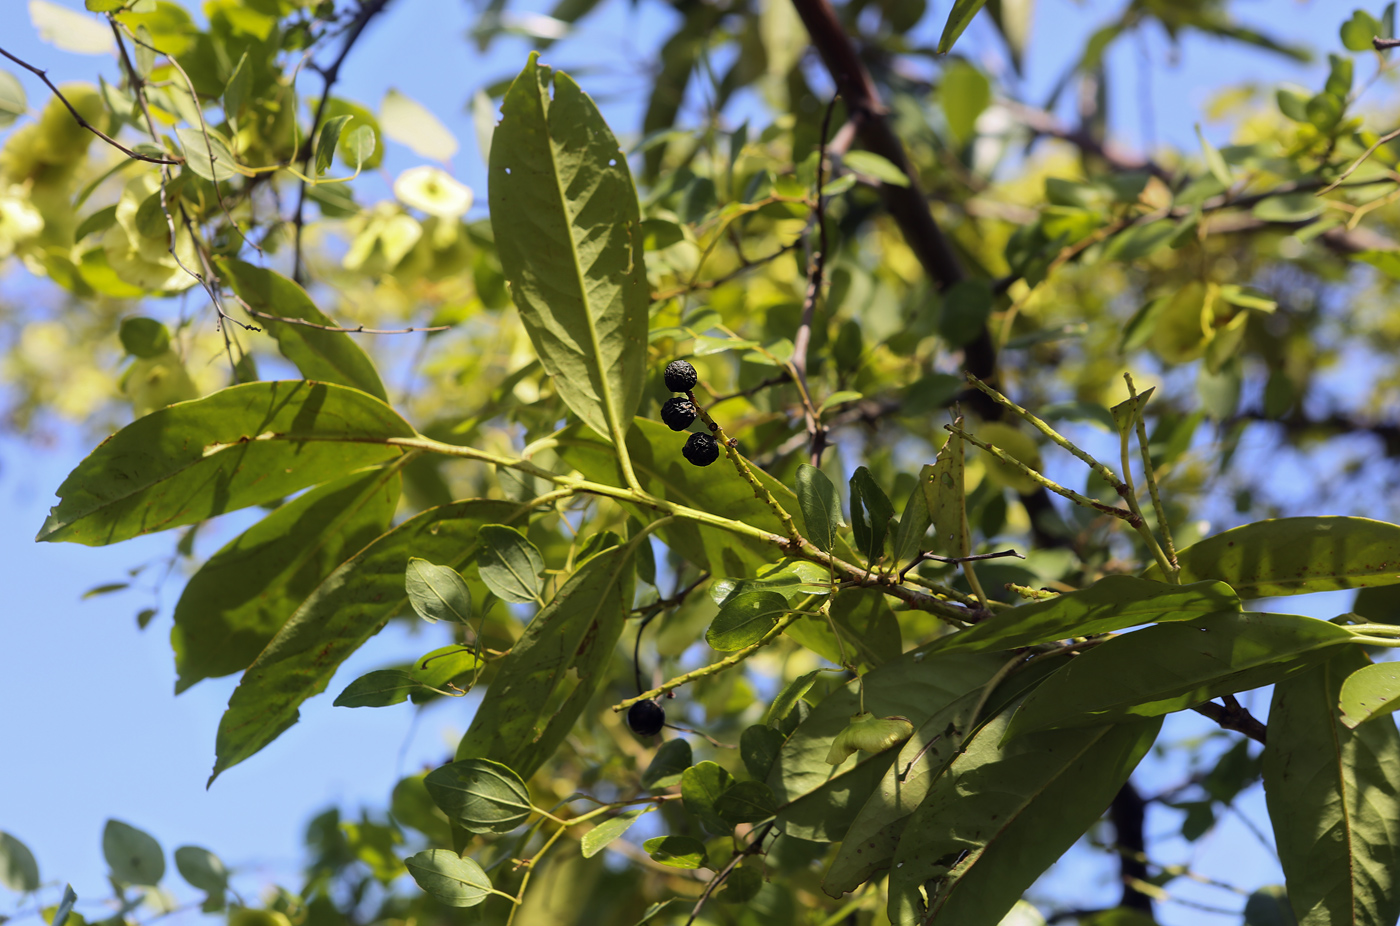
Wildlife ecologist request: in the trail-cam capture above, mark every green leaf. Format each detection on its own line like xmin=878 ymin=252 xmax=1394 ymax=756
xmin=381 ymin=88 xmax=458 ymax=161
xmin=344 ymin=125 xmax=376 ymax=170
xmin=118 ymin=317 xmax=170 ymax=358
xmin=825 ymin=656 xmax=1067 ymax=896
xmin=31 ymin=0 xmax=113 ymax=54
xmin=786 ymin=587 xmax=902 ymax=669
xmin=39 ymin=381 xmax=410 ymax=547
xmin=210 ymin=499 xmax=525 ymax=781
xmin=405 ymin=558 xmax=473 ymax=624
xmin=455 ymin=544 xmax=636 ymax=778
xmin=1243 ymin=886 xmax=1296 ymax=926
xmin=475 ymin=524 xmax=546 ymax=603
xmin=893 ymin=468 xmax=933 ymax=567
xmin=102 ymin=819 xmax=164 ymax=886
xmin=934 ymin=576 xmax=1240 ymax=654
xmin=887 ymin=712 xmax=1161 ymax=926
xmin=849 ymin=466 xmax=894 ymax=565
xmin=222 ymin=260 xmax=388 ymax=401
xmin=766 ymin=669 xmax=824 ymax=726
xmin=682 ymin=761 xmax=735 ymax=828
xmin=0 ymin=69 xmax=27 ymax=129
xmin=404 ymin=850 xmax=494 ymax=906
xmin=1196 ymin=123 xmax=1232 ymax=187
xmin=941 ymin=61 xmax=991 ymax=142
xmin=818 ymin=390 xmax=863 ymax=412
xmin=642 ymin=835 xmax=707 ymax=869
xmin=925 ymin=427 xmax=972 ymax=558
xmin=222 ymin=51 xmax=249 ymax=124
xmin=1007 ymin=612 xmax=1355 ymax=734
xmin=1340 ymin=660 xmax=1400 ymax=727
xmin=768 ymin=651 xmax=1003 ymax=842
xmin=715 ymin=780 xmax=778 ymax=824
xmin=557 ymin=419 xmax=854 ymax=574
xmin=176 ymin=128 xmax=241 ymax=182
xmin=0 ymin=832 xmax=40 ymax=892
xmin=173 ymin=846 xmax=227 ymax=897
xmin=581 ymin=808 xmax=650 ymax=858
xmin=1264 ymin=648 xmax=1400 ymax=926
xmin=51 ymin=886 xmax=77 ymax=926
xmin=333 ymin=669 xmax=425 ymax=708
xmin=937 ymin=0 xmax=991 ymax=53
xmin=706 ymin=590 xmax=788 ymax=651
xmin=490 ymin=53 xmax=649 ymax=446
xmin=1145 ymin=517 xmax=1400 ymax=598
xmin=939 ymin=279 xmax=994 ymax=348
xmin=641 ymin=738 xmax=693 ymax=789
xmin=795 ymin=464 xmax=843 ymax=552
xmin=841 ymin=151 xmax=910 ymax=187
xmin=173 ymin=467 xmax=401 ymax=692
xmin=1100 ymin=219 xmax=1176 ymax=263
xmin=408 ymin=645 xmax=481 ymax=700
xmin=315 ymin=114 xmax=354 ymax=176
xmin=425 ymin=758 xmax=532 ymax=834
xmin=1342 ymin=9 xmax=1382 ymax=51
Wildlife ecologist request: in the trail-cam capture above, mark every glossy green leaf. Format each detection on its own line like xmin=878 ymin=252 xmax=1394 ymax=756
xmin=223 ymin=260 xmax=387 ymax=401
xmin=557 ymin=418 xmax=854 ymax=574
xmin=381 ymin=88 xmax=458 ymax=161
xmin=333 ymin=669 xmax=425 ymax=708
xmin=39 ymin=381 xmax=409 ymax=547
xmin=211 ymin=499 xmax=524 ymax=782
xmin=849 ymin=467 xmax=894 ymax=565
xmin=842 ymin=151 xmax=909 ymax=187
xmin=768 ymin=650 xmax=1002 ymax=842
xmin=1008 ymin=612 xmax=1355 ymax=735
xmin=173 ymin=466 xmax=401 ymax=692
xmin=118 ymin=317 xmax=170 ymax=358
xmin=711 ymin=559 xmax=831 ymax=604
xmin=937 ymin=0 xmax=990 ymax=53
xmin=825 ymin=656 xmax=1068 ymax=895
xmin=642 ymin=835 xmax=707 ymax=869
xmin=173 ymin=846 xmax=227 ymax=897
xmin=1146 ymin=517 xmax=1400 ymax=598
xmin=934 ymin=576 xmax=1240 ymax=654
xmin=715 ymin=780 xmax=778 ymax=824
xmin=425 ymin=758 xmax=532 ymax=834
xmin=315 ymin=115 xmax=353 ymax=176
xmin=475 ymin=524 xmax=546 ymax=603
xmin=796 ymin=463 xmax=843 ymax=552
xmin=103 ymin=819 xmax=164 ymax=885
xmin=0 ymin=832 xmax=40 ymax=892
xmin=405 ymin=558 xmax=473 ymax=624
xmin=1340 ymin=660 xmax=1400 ymax=728
xmin=641 ymin=737 xmax=693 ymax=789
xmin=1264 ymin=649 xmax=1400 ymax=926
xmin=581 ymin=808 xmax=651 ymax=858
xmin=706 ymin=590 xmax=788 ymax=651
xmin=682 ymin=761 xmax=735 ymax=828
xmin=887 ymin=711 xmax=1161 ymax=926
xmin=455 ymin=544 xmax=635 ymax=778
xmin=490 ymin=53 xmax=648 ymax=445
xmin=404 ymin=850 xmax=493 ymax=906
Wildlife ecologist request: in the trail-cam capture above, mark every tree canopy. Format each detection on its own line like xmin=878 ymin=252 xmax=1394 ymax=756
xmin=5 ymin=1 xmax=1400 ymax=925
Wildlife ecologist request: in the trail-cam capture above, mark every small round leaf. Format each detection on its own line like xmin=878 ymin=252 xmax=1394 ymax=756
xmin=424 ymin=759 xmax=532 ymax=833
xmin=404 ymin=850 xmax=493 ymax=907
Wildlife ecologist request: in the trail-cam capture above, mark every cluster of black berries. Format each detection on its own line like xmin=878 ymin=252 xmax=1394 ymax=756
xmin=661 ymin=359 xmax=719 ymax=466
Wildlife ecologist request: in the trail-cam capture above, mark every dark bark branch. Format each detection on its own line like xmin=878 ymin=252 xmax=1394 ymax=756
xmin=1006 ymin=100 xmax=1171 ymax=182
xmin=1110 ymin=782 xmax=1154 ymax=913
xmin=1193 ymin=700 xmax=1268 ymax=745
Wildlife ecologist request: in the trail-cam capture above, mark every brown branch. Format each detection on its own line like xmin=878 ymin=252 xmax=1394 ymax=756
xmin=1375 ymin=37 xmax=1400 ymax=49
xmin=794 ymin=95 xmax=839 ymax=466
xmin=293 ymin=0 xmax=392 ymax=283
xmin=682 ymin=823 xmax=774 ymax=926
xmin=1006 ymin=100 xmax=1171 ymax=181
xmin=232 ymin=295 xmax=451 ymax=334
xmin=0 ymin=45 xmax=182 ymax=165
xmin=1192 ymin=699 xmax=1267 ymax=745
xmin=1110 ymin=783 xmax=1155 ymax=913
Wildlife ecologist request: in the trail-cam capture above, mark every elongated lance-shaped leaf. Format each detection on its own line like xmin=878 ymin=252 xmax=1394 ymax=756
xmin=581 ymin=808 xmax=652 ymax=859
xmin=1007 ymin=612 xmax=1355 ymax=736
xmin=849 ymin=466 xmax=894 ymax=566
xmin=455 ymin=543 xmax=635 ymax=778
xmin=924 ymin=429 xmax=971 ymax=559
xmin=173 ymin=466 xmax=401 ymax=692
xmin=892 ymin=464 xmax=934 ymax=567
xmin=932 ymin=576 xmax=1240 ymax=655
xmin=1144 ymin=516 xmax=1400 ymax=598
xmin=796 ymin=463 xmax=843 ymax=552
xmin=222 ymin=260 xmax=387 ymax=401
xmin=210 ymin=499 xmax=526 ymax=782
xmin=39 ymin=381 xmax=412 ymax=546
xmin=887 ymin=710 xmax=1161 ymax=926
xmin=938 ymin=0 xmax=991 ymax=53
xmin=490 ymin=52 xmax=648 ymax=450
xmin=1265 ymin=648 xmax=1400 ymax=926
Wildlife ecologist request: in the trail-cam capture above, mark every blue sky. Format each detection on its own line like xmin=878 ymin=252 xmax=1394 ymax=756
xmin=0 ymin=0 xmax=1384 ymax=923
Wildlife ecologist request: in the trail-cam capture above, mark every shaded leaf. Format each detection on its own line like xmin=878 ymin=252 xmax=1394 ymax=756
xmin=475 ymin=524 xmax=545 ymax=603
xmin=715 ymin=780 xmax=778 ymax=824
xmin=741 ymin=725 xmax=786 ymax=781
xmin=643 ymin=835 xmax=707 ymax=869
xmin=0 ymin=832 xmax=39 ymax=892
xmin=173 ymin=846 xmax=227 ymax=896
xmin=404 ymin=850 xmax=493 ymax=906
xmin=39 ymin=381 xmax=410 ymax=546
xmin=333 ymin=669 xmax=424 ymax=708
xmin=707 ymin=590 xmax=788 ymax=651
xmin=315 ymin=114 xmax=353 ymax=176
xmin=490 ymin=53 xmax=648 ymax=444
xmin=103 ymin=819 xmax=164 ymax=886
xmin=1264 ymin=649 xmax=1400 ymax=926
xmin=796 ymin=464 xmax=843 ymax=552
xmin=849 ymin=467 xmax=894 ymax=566
xmin=641 ymin=738 xmax=693 ymax=789
xmin=766 ymin=669 xmax=825 ymax=726
xmin=425 ymin=759 xmax=533 ymax=834
xmin=937 ymin=0 xmax=991 ymax=53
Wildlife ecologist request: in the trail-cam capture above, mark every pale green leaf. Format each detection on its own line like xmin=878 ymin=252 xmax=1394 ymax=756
xmin=1339 ymin=660 xmax=1400 ymax=728
xmin=642 ymin=835 xmax=707 ymax=869
xmin=222 ymin=52 xmax=249 ymax=124
xmin=103 ymin=820 xmax=164 ymax=885
xmin=405 ymin=558 xmax=473 ymax=623
xmin=176 ymin=128 xmax=241 ymax=182
xmin=490 ymin=53 xmax=648 ymax=445
xmin=315 ymin=114 xmax=353 ymax=176
xmin=581 ymin=809 xmax=651 ymax=858
xmin=941 ymin=61 xmax=991 ymax=142
xmin=0 ymin=70 xmax=26 ymax=129
xmin=30 ymin=1 xmax=114 ymax=54
xmin=475 ymin=524 xmax=545 ymax=603
xmin=405 ymin=850 xmax=494 ymax=906
xmin=937 ymin=0 xmax=991 ymax=53
xmin=0 ymin=832 xmax=39 ymax=893
xmin=796 ymin=463 xmax=842 ymax=552
xmin=380 ymin=88 xmax=457 ymax=161
xmin=173 ymin=846 xmax=227 ymax=897
xmin=842 ymin=150 xmax=911 ymax=187
xmin=1196 ymin=123 xmax=1232 ymax=187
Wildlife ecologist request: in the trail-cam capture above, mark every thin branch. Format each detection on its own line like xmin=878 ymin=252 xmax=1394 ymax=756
xmin=794 ymin=94 xmax=839 ymax=466
xmin=898 ymin=547 xmax=1024 ymax=581
xmin=0 ymin=46 xmax=182 ymax=165
xmin=1005 ymin=100 xmax=1171 ymax=181
xmin=231 ymin=294 xmax=451 ymax=334
xmin=1192 ymin=699 xmax=1267 ymax=745
xmin=293 ymin=0 xmax=392 ymax=283
xmin=682 ymin=823 xmax=774 ymax=926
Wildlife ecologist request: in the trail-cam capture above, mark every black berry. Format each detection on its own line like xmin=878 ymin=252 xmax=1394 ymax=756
xmin=682 ymin=432 xmax=720 ymax=466
xmin=627 ymin=700 xmax=666 ymax=736
xmin=660 ymin=397 xmax=698 ymax=431
xmin=664 ymin=359 xmax=698 ymax=393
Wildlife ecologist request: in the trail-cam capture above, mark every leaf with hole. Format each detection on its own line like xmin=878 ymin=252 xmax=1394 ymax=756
xmin=102 ymin=819 xmax=164 ymax=886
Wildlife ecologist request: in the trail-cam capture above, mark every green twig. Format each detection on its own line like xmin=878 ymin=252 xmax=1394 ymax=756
xmin=690 ymin=394 xmax=804 ymax=547
xmin=1125 ymin=374 xmax=1178 ymax=574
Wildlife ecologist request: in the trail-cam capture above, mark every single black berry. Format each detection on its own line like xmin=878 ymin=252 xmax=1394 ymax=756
xmin=682 ymin=432 xmax=720 ymax=466
xmin=627 ymin=699 xmax=666 ymax=736
xmin=664 ymin=359 xmax=698 ymax=393
xmin=660 ymin=397 xmax=698 ymax=431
